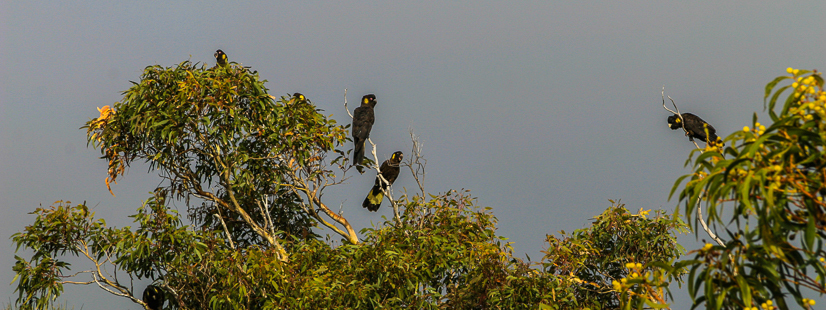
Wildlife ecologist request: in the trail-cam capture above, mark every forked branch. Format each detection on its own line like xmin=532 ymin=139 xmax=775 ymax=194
xmin=405 ymin=128 xmax=427 ymax=196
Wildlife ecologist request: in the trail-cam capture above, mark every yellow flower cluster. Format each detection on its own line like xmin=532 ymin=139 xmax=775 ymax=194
xmin=743 ymin=299 xmax=777 ymax=310
xmin=729 ymin=168 xmax=749 ymax=179
xmin=801 ymin=298 xmax=816 ymax=307
xmin=611 ymin=262 xmax=646 ymax=291
xmin=743 ymin=122 xmax=767 ymax=135
xmin=795 ymin=99 xmax=826 ymax=121
xmin=758 ymin=300 xmax=775 ymax=310
xmin=701 ymin=243 xmax=713 ymax=251
xmin=611 ymin=279 xmax=621 ymax=291
xmin=792 ymin=75 xmax=819 ymax=96
xmin=786 ymin=67 xmax=826 ymax=122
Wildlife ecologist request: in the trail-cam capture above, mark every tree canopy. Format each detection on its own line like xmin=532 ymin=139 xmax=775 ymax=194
xmin=10 ymin=59 xmax=825 ymax=309
xmin=86 ymin=61 xmax=356 ymax=256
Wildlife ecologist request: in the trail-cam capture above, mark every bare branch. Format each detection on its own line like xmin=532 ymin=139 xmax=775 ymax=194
xmin=281 ymin=167 xmax=359 ymax=244
xmin=343 ymin=89 xmax=353 ymax=118
xmin=261 ymin=195 xmax=276 ymax=237
xmin=197 ymin=185 xmax=288 ymax=261
xmin=661 ymin=86 xmax=680 ymax=116
xmin=405 ymin=128 xmax=427 ymax=196
xmin=73 ymin=240 xmax=147 ymax=308
xmin=214 ymin=214 xmax=236 ymax=249
xmin=697 ymin=203 xmax=725 ymax=246
xmin=256 ymin=199 xmax=269 ymax=232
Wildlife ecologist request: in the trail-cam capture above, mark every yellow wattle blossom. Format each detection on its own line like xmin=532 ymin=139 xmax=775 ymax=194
xmin=803 ymin=76 xmax=815 ymax=85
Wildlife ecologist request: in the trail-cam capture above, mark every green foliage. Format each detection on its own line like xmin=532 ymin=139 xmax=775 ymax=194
xmin=544 ymin=201 xmax=689 ymax=309
xmin=673 ymin=68 xmax=826 ymax=309
xmin=12 ymin=191 xmax=688 ymax=309
xmin=11 ymin=197 xmax=209 ymax=310
xmin=11 ymin=202 xmax=82 ymax=309
xmin=186 ymin=193 xmax=686 ymax=309
xmin=83 ymin=61 xmax=352 ymax=249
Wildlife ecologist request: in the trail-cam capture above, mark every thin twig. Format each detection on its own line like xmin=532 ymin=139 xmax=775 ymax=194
xmin=406 ymin=128 xmax=427 ymax=196
xmin=256 ymin=199 xmax=269 ymax=232
xmin=214 ymin=214 xmax=236 ymax=249
xmin=662 ymin=87 xmax=681 ymax=118
xmin=74 ymin=241 xmax=146 ymax=307
xmin=261 ymin=195 xmax=276 ymax=237
xmin=343 ymin=89 xmax=353 ymax=118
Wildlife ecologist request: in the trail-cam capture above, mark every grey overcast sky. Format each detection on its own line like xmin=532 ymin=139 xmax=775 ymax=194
xmin=2 ymin=1 xmax=825 ymax=309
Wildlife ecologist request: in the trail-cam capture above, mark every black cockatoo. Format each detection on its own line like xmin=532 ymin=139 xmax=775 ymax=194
xmin=668 ymin=113 xmax=723 ymax=146
xmin=143 ymin=285 xmax=164 ymax=310
xmin=352 ymin=94 xmax=376 ymax=166
xmin=214 ymin=49 xmax=228 ymax=68
xmin=363 ymin=151 xmax=403 ymax=212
